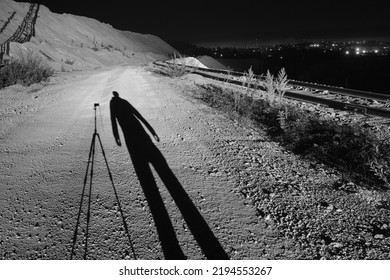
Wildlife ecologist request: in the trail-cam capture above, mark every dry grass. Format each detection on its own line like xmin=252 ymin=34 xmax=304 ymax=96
xmin=0 ymin=52 xmax=54 ymax=89
xmin=152 ymin=53 xmax=194 ymax=78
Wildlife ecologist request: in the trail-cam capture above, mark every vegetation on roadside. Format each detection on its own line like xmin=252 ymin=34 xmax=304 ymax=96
xmin=196 ymin=68 xmax=390 ymax=189
xmin=64 ymin=58 xmax=74 ymax=65
xmin=154 ymin=52 xmax=193 ymax=78
xmin=0 ymin=52 xmax=54 ymax=89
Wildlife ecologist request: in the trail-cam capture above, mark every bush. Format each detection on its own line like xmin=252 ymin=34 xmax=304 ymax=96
xmin=64 ymin=58 xmax=74 ymax=65
xmin=154 ymin=53 xmax=193 ymax=78
xmin=0 ymin=52 xmax=54 ymax=89
xmin=166 ymin=61 xmax=187 ymax=77
xmin=283 ymin=114 xmax=374 ymax=168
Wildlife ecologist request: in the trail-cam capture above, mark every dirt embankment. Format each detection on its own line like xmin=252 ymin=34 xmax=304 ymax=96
xmin=1 ymin=0 xmax=176 ymax=71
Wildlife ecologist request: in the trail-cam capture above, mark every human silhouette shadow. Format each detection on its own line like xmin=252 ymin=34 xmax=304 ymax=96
xmin=110 ymin=91 xmax=229 ymax=260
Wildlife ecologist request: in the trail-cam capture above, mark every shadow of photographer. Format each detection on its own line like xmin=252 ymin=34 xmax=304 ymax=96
xmin=110 ymin=91 xmax=228 ymax=260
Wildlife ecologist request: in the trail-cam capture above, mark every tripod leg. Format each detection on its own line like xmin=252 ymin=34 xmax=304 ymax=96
xmin=70 ymin=132 xmax=95 ymax=259
xmin=96 ymin=133 xmax=137 ymax=260
xmin=84 ymin=132 xmax=96 ymax=260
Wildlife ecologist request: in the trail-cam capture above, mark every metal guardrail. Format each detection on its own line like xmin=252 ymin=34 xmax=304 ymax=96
xmin=288 ymin=79 xmax=390 ymax=101
xmin=156 ymin=60 xmax=390 ymax=99
xmin=0 ymin=3 xmax=40 ymax=62
xmin=153 ymin=60 xmax=390 ymax=119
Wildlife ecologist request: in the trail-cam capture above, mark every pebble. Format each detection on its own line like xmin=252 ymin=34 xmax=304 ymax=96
xmin=374 ymin=234 xmax=384 ymax=239
xmin=325 ymin=204 xmax=334 ymax=213
xmin=330 ymin=242 xmax=344 ymax=248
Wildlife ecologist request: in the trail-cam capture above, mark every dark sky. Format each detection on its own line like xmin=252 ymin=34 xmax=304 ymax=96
xmin=27 ymin=0 xmax=390 ymax=47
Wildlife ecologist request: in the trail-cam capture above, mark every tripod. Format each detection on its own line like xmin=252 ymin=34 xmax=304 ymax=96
xmin=70 ymin=103 xmax=136 ymax=260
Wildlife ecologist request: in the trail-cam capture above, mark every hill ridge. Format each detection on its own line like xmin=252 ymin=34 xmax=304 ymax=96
xmin=0 ymin=0 xmax=175 ymax=70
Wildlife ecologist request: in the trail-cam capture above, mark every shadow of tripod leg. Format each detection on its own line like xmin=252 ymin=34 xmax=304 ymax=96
xmin=96 ymin=133 xmax=137 ymax=259
xmin=70 ymin=133 xmax=95 ymax=259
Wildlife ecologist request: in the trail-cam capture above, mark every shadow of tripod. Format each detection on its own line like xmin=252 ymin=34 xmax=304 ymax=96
xmin=70 ymin=103 xmax=137 ymax=260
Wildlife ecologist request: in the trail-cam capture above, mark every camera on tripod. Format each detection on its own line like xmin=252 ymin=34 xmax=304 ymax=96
xmin=94 ymin=103 xmax=99 ymax=108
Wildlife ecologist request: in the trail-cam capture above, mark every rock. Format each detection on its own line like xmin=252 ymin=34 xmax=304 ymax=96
xmin=327 ymin=204 xmax=334 ymax=211
xmin=330 ymin=242 xmax=344 ymax=248
xmin=374 ymin=234 xmax=384 ymax=239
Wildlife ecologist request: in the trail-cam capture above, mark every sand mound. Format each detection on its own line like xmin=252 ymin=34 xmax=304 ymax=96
xmin=166 ymin=57 xmax=208 ymax=68
xmin=197 ymin=55 xmax=229 ymax=70
xmin=1 ymin=0 xmax=176 ymax=71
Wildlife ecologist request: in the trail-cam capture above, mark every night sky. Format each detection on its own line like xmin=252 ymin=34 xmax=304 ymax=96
xmin=24 ymin=0 xmax=390 ymax=47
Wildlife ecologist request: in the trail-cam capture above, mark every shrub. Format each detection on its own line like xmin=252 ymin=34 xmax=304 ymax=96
xmin=259 ymin=68 xmax=289 ymax=104
xmin=157 ymin=53 xmax=192 ymax=78
xmin=241 ymin=66 xmax=256 ymax=90
xmin=64 ymin=58 xmax=74 ymax=65
xmin=275 ymin=68 xmax=289 ymax=103
xmin=0 ymin=52 xmax=54 ymax=89
xmin=241 ymin=68 xmax=290 ymax=130
xmin=262 ymin=70 xmax=277 ymax=104
xmin=369 ymin=138 xmax=390 ymax=188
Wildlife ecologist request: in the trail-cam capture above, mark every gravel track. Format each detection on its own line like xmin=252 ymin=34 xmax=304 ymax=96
xmin=0 ymin=66 xmax=280 ymax=259
xmin=1 ymin=66 xmax=389 ymax=260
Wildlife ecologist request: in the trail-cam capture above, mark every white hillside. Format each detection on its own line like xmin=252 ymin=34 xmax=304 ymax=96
xmin=0 ymin=0 xmax=176 ymax=70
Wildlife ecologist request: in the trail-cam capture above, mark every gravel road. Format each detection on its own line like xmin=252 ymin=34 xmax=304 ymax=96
xmin=2 ymin=65 xmax=389 ymax=260
xmin=0 ymin=66 xmax=286 ymax=259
